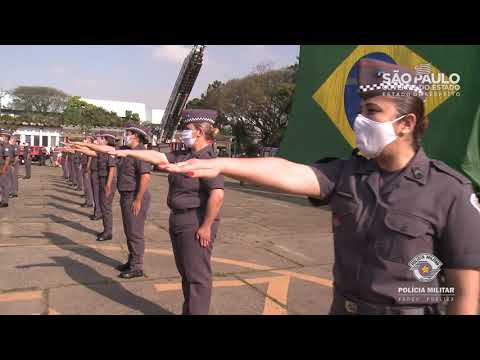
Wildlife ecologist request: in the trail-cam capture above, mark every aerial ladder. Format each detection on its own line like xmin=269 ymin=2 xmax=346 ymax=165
xmin=158 ymin=45 xmax=205 ymax=145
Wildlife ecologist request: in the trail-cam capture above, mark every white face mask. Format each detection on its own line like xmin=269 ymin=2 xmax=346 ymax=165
xmin=179 ymin=130 xmax=196 ymax=148
xmin=354 ymin=113 xmax=406 ymax=159
xmin=124 ymin=135 xmax=133 ymax=146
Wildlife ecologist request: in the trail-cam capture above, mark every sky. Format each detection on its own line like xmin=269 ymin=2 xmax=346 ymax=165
xmin=0 ymin=45 xmax=299 ymax=121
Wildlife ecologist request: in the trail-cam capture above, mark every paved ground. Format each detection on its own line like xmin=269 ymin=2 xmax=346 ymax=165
xmin=0 ymin=164 xmax=335 ymax=315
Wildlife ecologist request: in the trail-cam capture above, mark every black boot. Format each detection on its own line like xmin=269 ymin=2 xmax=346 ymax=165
xmin=115 ymin=263 xmax=131 ymax=272
xmin=96 ymin=234 xmax=112 ymax=241
xmin=119 ymin=269 xmax=144 ymax=279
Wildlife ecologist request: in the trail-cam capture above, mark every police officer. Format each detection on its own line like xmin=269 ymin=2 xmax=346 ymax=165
xmin=72 ymin=126 xmax=152 ymax=278
xmin=89 ymin=132 xmax=103 ymax=220
xmin=70 ymin=127 xmax=151 ymax=279
xmin=0 ymin=130 xmax=13 ymax=207
xmin=24 ymin=142 xmax=32 ymax=179
xmin=51 ymin=146 xmax=57 ymax=167
xmin=111 ymin=109 xmax=225 ymax=314
xmin=8 ymin=136 xmax=19 ymax=198
xmin=112 ymin=124 xmax=152 ymax=279
xmin=62 ymin=149 xmax=70 ymax=181
xmin=64 ymin=134 xmax=103 ymax=219
xmin=81 ymin=135 xmax=94 ymax=209
xmin=73 ymin=146 xmax=83 ymax=192
xmin=67 ymin=137 xmax=77 ymax=187
xmin=67 ymin=147 xmax=75 ymax=186
xmin=61 ymin=137 xmax=71 ymax=182
xmin=162 ymin=63 xmax=480 ymax=315
xmin=96 ymin=131 xmax=117 ymax=241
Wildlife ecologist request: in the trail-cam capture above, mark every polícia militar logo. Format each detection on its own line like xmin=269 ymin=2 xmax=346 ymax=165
xmin=409 ymin=253 xmax=443 ymax=282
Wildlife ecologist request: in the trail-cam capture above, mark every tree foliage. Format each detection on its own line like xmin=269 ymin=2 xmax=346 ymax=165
xmin=10 ymin=86 xmax=69 ymax=113
xmin=186 ymin=62 xmax=298 ymax=152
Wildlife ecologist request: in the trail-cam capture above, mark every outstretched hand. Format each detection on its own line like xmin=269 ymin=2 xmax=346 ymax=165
xmin=159 ymin=158 xmax=221 ymax=179
xmin=108 ymin=149 xmax=129 ymax=158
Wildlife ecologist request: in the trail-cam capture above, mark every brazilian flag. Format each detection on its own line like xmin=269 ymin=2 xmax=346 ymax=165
xmin=279 ymin=45 xmax=480 ymax=189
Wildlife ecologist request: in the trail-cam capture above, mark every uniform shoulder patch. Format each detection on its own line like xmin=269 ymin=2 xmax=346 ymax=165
xmin=471 ymin=193 xmax=480 ymax=214
xmin=430 ymin=160 xmax=471 ymax=185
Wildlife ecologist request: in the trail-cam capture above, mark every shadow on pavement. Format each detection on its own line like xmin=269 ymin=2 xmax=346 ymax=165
xmin=46 ymin=201 xmax=91 ymax=217
xmin=49 ymin=183 xmax=78 ymax=191
xmin=49 ymin=187 xmax=85 ymax=197
xmin=48 ymin=194 xmax=85 ymax=206
xmin=224 ymin=181 xmax=315 ymax=208
xmin=45 ymin=214 xmax=98 ymax=236
xmin=17 ymin=251 xmax=173 ymax=315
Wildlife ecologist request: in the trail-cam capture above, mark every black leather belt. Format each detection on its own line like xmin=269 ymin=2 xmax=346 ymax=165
xmin=333 ymin=291 xmax=441 ymax=315
xmin=171 ymin=208 xmax=197 ymax=215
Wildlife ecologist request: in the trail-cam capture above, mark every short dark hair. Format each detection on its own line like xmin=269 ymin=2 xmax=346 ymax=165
xmin=128 ymin=130 xmax=147 ymax=145
xmin=138 ymin=134 xmax=147 ymax=145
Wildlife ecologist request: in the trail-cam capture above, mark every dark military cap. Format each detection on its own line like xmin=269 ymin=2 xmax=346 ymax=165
xmin=181 ymin=109 xmax=218 ymax=125
xmin=99 ymin=130 xmax=116 ymax=140
xmin=0 ymin=128 xmax=11 ymax=136
xmin=124 ymin=123 xmax=151 ymax=141
xmin=357 ymin=59 xmax=426 ymax=100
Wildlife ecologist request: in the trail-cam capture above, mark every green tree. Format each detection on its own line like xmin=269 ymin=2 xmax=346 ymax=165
xmin=186 ymin=98 xmax=204 ymax=108
xmin=124 ymin=110 xmax=141 ymax=125
xmin=11 ymin=86 xmax=69 ymax=113
xmin=63 ymin=96 xmax=124 ymax=130
xmin=196 ymin=64 xmax=297 ymax=148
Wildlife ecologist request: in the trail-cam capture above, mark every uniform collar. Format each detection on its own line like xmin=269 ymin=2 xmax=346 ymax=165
xmin=354 ymin=155 xmax=377 ymax=175
xmin=354 ymin=147 xmax=430 ymax=185
xmin=190 ymin=144 xmax=213 ymax=157
xmin=403 ymin=147 xmax=430 ymax=185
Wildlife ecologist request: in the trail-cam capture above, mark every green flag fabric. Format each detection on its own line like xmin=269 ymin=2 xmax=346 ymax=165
xmin=279 ymin=45 xmax=480 ymax=189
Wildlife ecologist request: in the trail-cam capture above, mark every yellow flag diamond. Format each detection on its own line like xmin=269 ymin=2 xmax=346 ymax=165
xmin=312 ymin=45 xmax=455 ymax=148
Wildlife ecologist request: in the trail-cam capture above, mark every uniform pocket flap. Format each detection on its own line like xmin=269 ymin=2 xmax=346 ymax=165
xmin=331 ymin=193 xmax=358 ymax=217
xmin=384 ymin=211 xmax=430 ymax=238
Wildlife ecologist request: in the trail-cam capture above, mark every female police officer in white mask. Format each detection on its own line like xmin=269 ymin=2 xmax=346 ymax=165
xmin=109 ymin=109 xmax=225 ymax=315
xmin=156 ymin=60 xmax=480 ymax=315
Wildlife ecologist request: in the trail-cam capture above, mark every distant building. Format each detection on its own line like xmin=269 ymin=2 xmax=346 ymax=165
xmin=12 ymin=125 xmax=62 ymax=149
xmin=82 ymin=98 xmax=147 ymax=122
xmin=1 ymin=94 xmax=160 ymax=146
xmin=151 ymin=109 xmax=165 ymax=125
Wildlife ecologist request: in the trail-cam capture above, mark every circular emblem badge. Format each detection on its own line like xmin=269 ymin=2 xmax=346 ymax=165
xmin=409 ymin=253 xmax=443 ymax=282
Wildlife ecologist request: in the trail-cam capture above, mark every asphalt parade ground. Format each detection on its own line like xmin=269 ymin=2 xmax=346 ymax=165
xmin=0 ymin=164 xmax=335 ymax=315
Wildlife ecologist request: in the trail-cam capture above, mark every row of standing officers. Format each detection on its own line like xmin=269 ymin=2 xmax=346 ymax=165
xmin=0 ymin=129 xmax=32 ymax=207
xmin=62 ymin=114 xmax=224 ymax=315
